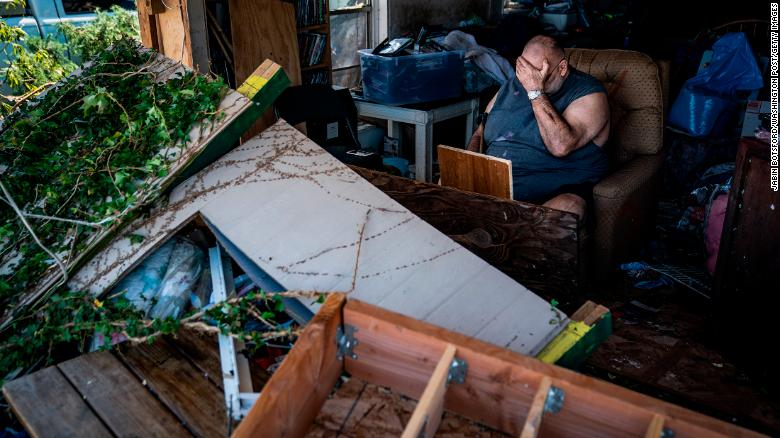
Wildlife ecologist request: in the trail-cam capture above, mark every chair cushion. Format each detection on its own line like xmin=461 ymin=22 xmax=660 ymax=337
xmin=564 ymin=48 xmax=664 ymax=157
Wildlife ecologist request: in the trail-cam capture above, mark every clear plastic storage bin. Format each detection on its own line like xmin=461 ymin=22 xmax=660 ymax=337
xmin=358 ymin=49 xmax=464 ymax=106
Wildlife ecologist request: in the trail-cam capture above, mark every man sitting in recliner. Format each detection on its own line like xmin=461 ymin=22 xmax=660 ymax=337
xmin=467 ymin=35 xmax=610 ymax=219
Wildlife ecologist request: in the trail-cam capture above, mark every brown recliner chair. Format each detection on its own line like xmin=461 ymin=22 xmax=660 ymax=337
xmin=564 ymin=48 xmax=668 ymax=279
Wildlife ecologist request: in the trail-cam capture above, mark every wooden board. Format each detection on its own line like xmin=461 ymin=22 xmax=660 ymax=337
xmin=350 ymin=166 xmax=580 ymax=298
xmin=234 ymin=293 xmax=346 ymax=438
xmin=57 ymin=351 xmax=190 ymax=436
xmin=714 ymin=138 xmax=780 ymax=382
xmin=2 ymin=366 xmax=112 ymax=438
xmin=342 ymin=299 xmax=764 ymax=438
xmin=4 ymin=327 xmax=278 ymax=438
xmin=438 ymin=145 xmax=513 ymax=199
xmin=229 ymin=0 xmax=302 ymax=139
xmin=117 ymin=338 xmax=228 ymax=437
xmin=71 ymin=120 xmax=566 ymax=358
xmin=154 ymin=0 xmax=194 ymax=67
xmin=402 ymin=344 xmax=456 ymax=438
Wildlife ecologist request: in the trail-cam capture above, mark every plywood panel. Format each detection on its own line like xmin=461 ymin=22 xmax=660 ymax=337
xmin=155 ymin=0 xmax=194 ymax=67
xmin=228 ymin=0 xmax=302 ymax=138
xmin=71 ymin=120 xmax=564 ymax=358
xmin=197 ymin=121 xmax=564 ymax=355
xmin=438 ymin=145 xmax=513 ymax=199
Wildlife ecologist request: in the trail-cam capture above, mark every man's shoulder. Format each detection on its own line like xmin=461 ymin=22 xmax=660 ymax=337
xmin=568 ymin=67 xmax=606 ymax=94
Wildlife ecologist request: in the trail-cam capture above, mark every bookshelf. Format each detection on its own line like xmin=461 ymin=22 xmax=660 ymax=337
xmin=295 ymin=0 xmax=333 ymax=85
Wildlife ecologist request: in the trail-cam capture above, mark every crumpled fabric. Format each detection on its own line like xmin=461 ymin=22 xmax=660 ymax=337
xmin=442 ymin=30 xmax=515 ymax=84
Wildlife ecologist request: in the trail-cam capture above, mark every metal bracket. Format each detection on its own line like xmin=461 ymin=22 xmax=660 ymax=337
xmin=543 ymin=385 xmax=565 ymax=414
xmin=417 ymin=415 xmax=429 ymax=438
xmin=336 ymin=324 xmax=358 ymax=360
xmin=447 ymin=357 xmax=468 ymax=384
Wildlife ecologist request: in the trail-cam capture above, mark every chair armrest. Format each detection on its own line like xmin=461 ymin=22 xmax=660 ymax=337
xmin=594 ymin=154 xmax=664 ymax=201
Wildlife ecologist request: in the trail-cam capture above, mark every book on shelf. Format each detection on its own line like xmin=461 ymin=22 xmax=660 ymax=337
xmin=295 ymin=0 xmax=326 ymax=27
xmin=298 ymin=32 xmax=328 ymax=67
xmin=304 ymin=70 xmax=330 ymax=85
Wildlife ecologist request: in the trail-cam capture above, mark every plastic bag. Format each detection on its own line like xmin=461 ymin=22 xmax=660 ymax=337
xmin=114 ymin=239 xmax=175 ymax=315
xmin=148 ymin=238 xmax=205 ymax=319
xmin=669 ymin=32 xmax=764 ymax=137
xmin=108 ymin=236 xmax=205 ymax=318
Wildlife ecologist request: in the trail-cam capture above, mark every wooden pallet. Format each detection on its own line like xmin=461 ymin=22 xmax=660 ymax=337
xmin=235 ymin=294 xmax=765 ymax=438
xmin=2 ymin=328 xmax=269 ymax=438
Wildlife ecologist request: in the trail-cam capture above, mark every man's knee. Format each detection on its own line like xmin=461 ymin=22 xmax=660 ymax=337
xmin=543 ymin=193 xmax=586 ymax=219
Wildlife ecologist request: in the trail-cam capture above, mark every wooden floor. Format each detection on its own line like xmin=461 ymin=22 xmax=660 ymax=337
xmin=307 ymin=377 xmax=509 ymax=437
xmin=3 ymin=329 xmax=268 ymax=438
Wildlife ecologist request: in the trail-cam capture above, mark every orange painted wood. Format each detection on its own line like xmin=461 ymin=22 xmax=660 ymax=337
xmin=232 ymin=293 xmax=346 ymax=438
xmin=438 ymin=145 xmax=513 ymax=199
xmin=342 ymin=299 xmax=763 ymax=438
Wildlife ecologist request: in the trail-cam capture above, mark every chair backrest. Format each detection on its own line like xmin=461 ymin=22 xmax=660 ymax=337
xmin=274 ymin=85 xmax=361 ymax=149
xmin=564 ymin=48 xmax=664 ymax=165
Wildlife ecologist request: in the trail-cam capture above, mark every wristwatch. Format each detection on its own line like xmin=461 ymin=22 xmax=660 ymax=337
xmin=527 ymin=89 xmax=544 ymax=101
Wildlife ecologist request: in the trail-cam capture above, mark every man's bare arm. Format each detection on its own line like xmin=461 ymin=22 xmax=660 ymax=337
xmin=531 ymin=92 xmax=609 ymax=157
xmin=467 ymin=124 xmax=484 ymax=152
xmin=466 ymin=93 xmax=498 ymax=153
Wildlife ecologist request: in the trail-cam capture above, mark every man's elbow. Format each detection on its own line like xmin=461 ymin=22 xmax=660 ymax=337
xmin=549 ymin=140 xmax=576 ymax=157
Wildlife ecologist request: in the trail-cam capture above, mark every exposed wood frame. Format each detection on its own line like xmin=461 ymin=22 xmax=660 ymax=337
xmin=401 ymin=344 xmax=457 ymax=438
xmin=520 ymin=376 xmax=553 ymax=438
xmin=232 ymin=293 xmax=346 ymax=438
xmin=238 ymin=297 xmax=762 ymax=437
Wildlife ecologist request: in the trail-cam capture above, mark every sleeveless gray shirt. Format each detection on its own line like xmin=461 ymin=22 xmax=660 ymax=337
xmin=484 ymin=68 xmax=609 ymax=203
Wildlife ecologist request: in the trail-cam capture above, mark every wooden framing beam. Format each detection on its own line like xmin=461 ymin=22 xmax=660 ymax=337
xmin=646 ymin=414 xmax=666 ymax=438
xmin=342 ymin=299 xmax=763 ymax=437
xmin=232 ymin=293 xmax=346 ymax=438
xmin=402 ymin=344 xmax=457 ymax=438
xmin=520 ymin=376 xmax=553 ymax=438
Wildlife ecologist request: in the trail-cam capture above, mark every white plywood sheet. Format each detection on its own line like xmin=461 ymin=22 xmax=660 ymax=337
xmin=71 ymin=120 xmax=566 ymax=356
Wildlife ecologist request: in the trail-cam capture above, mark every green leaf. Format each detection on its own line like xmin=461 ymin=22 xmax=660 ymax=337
xmin=128 ymin=234 xmax=145 ymax=245
xmin=81 ymin=92 xmax=110 ymax=115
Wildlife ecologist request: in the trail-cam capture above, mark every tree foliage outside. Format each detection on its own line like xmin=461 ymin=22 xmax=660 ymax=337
xmin=1 ymin=1 xmax=140 ymax=114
